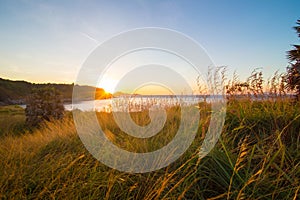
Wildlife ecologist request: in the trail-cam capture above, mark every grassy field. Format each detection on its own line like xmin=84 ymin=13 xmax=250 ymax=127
xmin=0 ymin=100 xmax=299 ymax=199
xmin=0 ymin=105 xmax=26 ymax=137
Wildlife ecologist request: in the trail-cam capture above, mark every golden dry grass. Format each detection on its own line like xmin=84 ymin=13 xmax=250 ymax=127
xmin=0 ymin=99 xmax=299 ymax=199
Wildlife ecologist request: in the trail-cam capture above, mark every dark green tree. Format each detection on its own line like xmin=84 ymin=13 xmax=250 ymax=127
xmin=287 ymin=19 xmax=300 ymax=100
xmin=25 ymin=87 xmax=64 ymax=127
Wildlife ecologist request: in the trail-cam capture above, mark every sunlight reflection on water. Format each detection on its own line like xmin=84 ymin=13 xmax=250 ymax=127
xmin=65 ymin=95 xmax=219 ymax=112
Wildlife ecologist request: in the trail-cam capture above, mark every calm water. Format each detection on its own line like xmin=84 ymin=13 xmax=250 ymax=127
xmin=20 ymin=94 xmax=291 ymax=112
xmin=65 ymin=99 xmax=112 ymax=112
xmin=20 ymin=95 xmax=225 ymax=112
xmin=67 ymin=96 xmax=206 ymax=112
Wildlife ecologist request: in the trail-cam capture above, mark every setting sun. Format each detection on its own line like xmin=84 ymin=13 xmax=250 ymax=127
xmin=98 ymin=76 xmax=118 ymax=93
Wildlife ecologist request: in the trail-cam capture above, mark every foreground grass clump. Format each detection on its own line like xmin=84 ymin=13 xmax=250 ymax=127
xmin=0 ymin=105 xmax=25 ymax=137
xmin=0 ymin=100 xmax=299 ymax=199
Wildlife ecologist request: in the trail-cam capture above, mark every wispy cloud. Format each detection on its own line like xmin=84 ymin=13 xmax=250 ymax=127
xmin=80 ymin=32 xmax=99 ymax=44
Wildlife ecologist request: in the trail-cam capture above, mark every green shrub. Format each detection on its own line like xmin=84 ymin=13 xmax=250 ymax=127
xmin=25 ymin=87 xmax=64 ymax=127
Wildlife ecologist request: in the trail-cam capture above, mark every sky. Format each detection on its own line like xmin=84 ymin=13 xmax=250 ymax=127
xmin=0 ymin=0 xmax=299 ymax=93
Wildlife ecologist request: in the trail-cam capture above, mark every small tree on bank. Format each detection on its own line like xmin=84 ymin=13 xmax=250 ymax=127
xmin=287 ymin=19 xmax=300 ymax=100
xmin=25 ymin=87 xmax=64 ymax=127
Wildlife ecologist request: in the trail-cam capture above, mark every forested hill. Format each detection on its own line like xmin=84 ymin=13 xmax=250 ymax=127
xmin=0 ymin=78 xmax=111 ymax=105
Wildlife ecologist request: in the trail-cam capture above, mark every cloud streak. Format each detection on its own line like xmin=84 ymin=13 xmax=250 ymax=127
xmin=80 ymin=32 xmax=99 ymax=44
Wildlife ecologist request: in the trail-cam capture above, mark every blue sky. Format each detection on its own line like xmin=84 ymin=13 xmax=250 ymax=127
xmin=0 ymin=0 xmax=299 ymax=89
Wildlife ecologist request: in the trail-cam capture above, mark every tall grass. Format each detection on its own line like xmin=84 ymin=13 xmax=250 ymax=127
xmin=0 ymin=105 xmax=25 ymax=137
xmin=0 ymin=69 xmax=300 ymax=199
xmin=0 ymin=98 xmax=299 ymax=199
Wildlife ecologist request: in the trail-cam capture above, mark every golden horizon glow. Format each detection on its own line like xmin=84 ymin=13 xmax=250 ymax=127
xmin=133 ymin=84 xmax=174 ymax=95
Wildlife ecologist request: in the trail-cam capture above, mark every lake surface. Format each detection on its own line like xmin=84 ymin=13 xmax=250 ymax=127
xmin=66 ymin=95 xmax=208 ymax=112
xmin=20 ymin=95 xmax=226 ymax=112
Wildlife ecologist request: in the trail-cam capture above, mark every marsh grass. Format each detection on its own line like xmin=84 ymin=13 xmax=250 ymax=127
xmin=97 ymin=107 xmax=183 ymax=153
xmin=0 ymin=69 xmax=300 ymax=199
xmin=0 ymin=105 xmax=26 ymax=137
xmin=0 ymin=97 xmax=299 ymax=199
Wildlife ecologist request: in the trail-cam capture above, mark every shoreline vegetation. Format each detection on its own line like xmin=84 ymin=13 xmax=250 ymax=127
xmin=0 ymin=68 xmax=298 ymax=107
xmin=0 ymin=68 xmax=300 ymax=199
xmin=0 ymin=78 xmax=112 ymax=106
xmin=0 ymin=98 xmax=299 ymax=199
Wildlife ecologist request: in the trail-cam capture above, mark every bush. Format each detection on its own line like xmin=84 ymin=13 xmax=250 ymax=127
xmin=25 ymin=87 xmax=64 ymax=127
xmin=287 ymin=19 xmax=300 ymax=100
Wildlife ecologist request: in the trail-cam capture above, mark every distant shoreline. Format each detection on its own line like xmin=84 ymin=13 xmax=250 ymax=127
xmin=0 ymin=77 xmax=111 ymax=106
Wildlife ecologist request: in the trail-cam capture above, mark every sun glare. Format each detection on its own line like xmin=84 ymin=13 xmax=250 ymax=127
xmin=98 ymin=76 xmax=118 ymax=93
